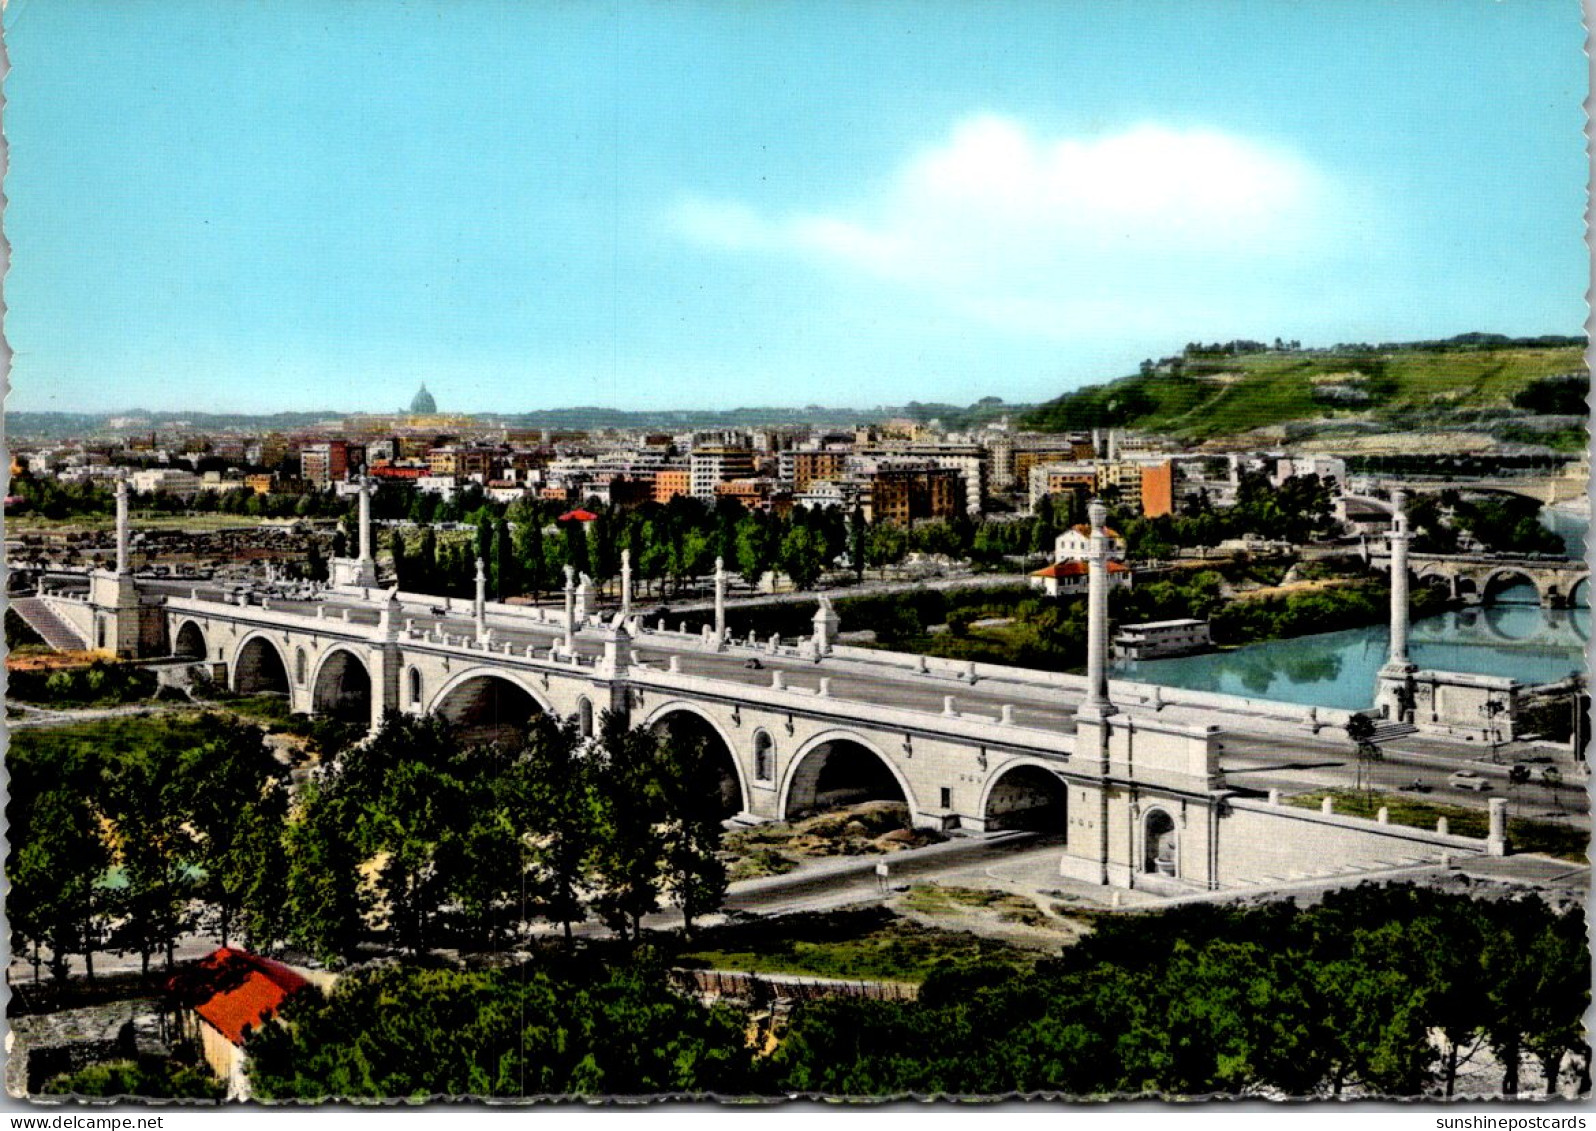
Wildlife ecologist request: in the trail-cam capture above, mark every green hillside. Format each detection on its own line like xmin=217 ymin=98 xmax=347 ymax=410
xmin=1022 ymin=335 xmax=1587 ymax=442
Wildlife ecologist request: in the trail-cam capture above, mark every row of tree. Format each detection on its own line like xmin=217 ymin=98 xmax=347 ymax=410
xmin=284 ymin=710 xmax=730 ymax=965
xmin=771 ymin=884 xmax=1589 ymax=1098
xmin=235 ymin=883 xmax=1591 ymax=1099
xmin=7 ymin=706 xmax=734 ymax=982
xmin=9 ymin=715 xmax=288 ymax=982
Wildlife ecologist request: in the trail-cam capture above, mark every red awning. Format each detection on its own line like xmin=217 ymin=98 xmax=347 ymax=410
xmin=558 ymin=508 xmax=598 ymax=522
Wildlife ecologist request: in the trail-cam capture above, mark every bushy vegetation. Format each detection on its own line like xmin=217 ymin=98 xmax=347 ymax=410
xmin=1406 ymin=492 xmax=1566 ymax=557
xmin=6 ymin=658 xmax=158 ymax=708
xmin=246 ymin=955 xmax=756 ymax=1100
xmin=768 ymin=885 xmax=1588 ymax=1098
xmin=42 ymin=1058 xmax=225 ymax=1100
xmin=1512 ymin=372 xmax=1590 ymax=415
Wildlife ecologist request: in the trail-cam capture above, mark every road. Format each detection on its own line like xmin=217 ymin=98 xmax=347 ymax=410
xmin=724 ymin=832 xmax=1043 ymax=916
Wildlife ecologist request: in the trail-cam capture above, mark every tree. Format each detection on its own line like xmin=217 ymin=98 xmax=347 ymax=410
xmin=513 ymin=515 xmax=548 ymax=600
xmin=1344 ymin=714 xmax=1380 ymax=796
xmin=283 ymin=780 xmax=368 ymax=967
xmin=9 ymin=785 xmax=111 ymax=983
xmin=848 ymin=507 xmax=868 ymax=582
xmin=177 ymin=719 xmax=290 ymax=950
xmin=104 ymin=746 xmax=200 ymax=978
xmin=563 ymin=518 xmax=591 ymax=580
xmin=780 ymin=525 xmax=828 ymax=591
xmin=520 ymin=714 xmax=598 ymax=946
xmin=494 ymin=519 xmax=515 ymax=599
xmin=590 ymin=715 xmax=666 ymax=944
xmin=653 ymin=727 xmax=730 ymax=937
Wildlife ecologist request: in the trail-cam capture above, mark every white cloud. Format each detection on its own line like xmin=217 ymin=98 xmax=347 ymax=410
xmin=672 ymin=114 xmax=1369 ymax=339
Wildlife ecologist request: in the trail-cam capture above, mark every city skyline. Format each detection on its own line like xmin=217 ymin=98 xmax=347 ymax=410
xmin=5 ymin=0 xmax=1587 ymax=416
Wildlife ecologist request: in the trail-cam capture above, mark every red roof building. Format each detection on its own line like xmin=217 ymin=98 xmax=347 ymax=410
xmin=558 ymin=508 xmax=599 ymax=522
xmin=169 ymin=947 xmax=311 ymax=1098
xmin=1029 ymin=558 xmax=1132 ymax=596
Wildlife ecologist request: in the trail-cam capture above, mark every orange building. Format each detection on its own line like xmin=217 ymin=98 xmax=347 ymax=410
xmin=1140 ymin=461 xmax=1176 ymax=518
xmin=652 ymin=468 xmax=691 ymax=504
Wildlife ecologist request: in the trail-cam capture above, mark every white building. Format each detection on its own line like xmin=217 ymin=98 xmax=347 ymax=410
xmin=130 ymin=468 xmax=201 ymax=499
xmin=1113 ymin=618 xmax=1211 ymax=660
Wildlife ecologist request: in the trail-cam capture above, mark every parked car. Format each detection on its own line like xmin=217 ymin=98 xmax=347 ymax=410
xmin=1447 ymin=770 xmax=1491 ymax=792
xmin=1529 ymin=765 xmax=1564 ymax=787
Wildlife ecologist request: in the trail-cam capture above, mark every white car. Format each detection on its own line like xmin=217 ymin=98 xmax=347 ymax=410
xmin=1447 ymin=770 xmax=1491 ymax=792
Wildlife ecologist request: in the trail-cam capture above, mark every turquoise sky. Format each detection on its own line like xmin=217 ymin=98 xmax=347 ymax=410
xmin=5 ymin=0 xmax=1587 ymax=415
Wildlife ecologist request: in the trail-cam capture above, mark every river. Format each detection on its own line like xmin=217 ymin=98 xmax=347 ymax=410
xmin=1115 ymin=506 xmax=1590 ymax=711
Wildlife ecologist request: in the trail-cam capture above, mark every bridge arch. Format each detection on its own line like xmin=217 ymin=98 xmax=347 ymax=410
xmin=428 ymin=668 xmax=550 ymax=748
xmin=778 ymin=729 xmax=916 ymax=822
xmin=310 ymin=646 xmax=373 ymax=724
xmin=232 ymin=632 xmax=291 ymax=697
xmin=979 ymin=761 xmax=1068 ymax=833
xmin=1481 ymin=568 xmax=1543 ymax=606
xmin=1143 ymin=806 xmax=1179 ymax=877
xmin=642 ymin=701 xmax=747 ymax=817
xmin=172 ymin=619 xmax=207 ymax=661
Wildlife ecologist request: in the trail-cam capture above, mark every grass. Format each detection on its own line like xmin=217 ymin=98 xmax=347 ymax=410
xmin=899 ymin=884 xmax=1055 ymax=929
xmin=1288 ymin=789 xmax=1589 ymax=863
xmin=1024 ymin=344 xmax=1586 ymax=442
xmin=10 ymin=711 xmax=228 ymax=763
xmin=676 ymin=907 xmax=1037 ymax=983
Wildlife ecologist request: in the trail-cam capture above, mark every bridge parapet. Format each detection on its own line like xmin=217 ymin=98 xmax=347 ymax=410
xmin=628 ymin=664 xmax=1076 ymax=758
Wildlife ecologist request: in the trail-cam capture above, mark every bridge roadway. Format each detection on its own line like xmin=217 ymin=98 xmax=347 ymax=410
xmin=140 ymin=576 xmax=1568 ymax=807
xmin=141 ymin=578 xmax=1087 ymax=735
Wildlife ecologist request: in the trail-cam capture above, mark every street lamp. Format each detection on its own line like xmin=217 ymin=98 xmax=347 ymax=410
xmin=1481 ymin=698 xmax=1506 ymax=763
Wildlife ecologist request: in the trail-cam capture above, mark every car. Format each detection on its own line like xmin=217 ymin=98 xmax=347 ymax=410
xmin=1530 ymin=765 xmax=1564 ymax=787
xmin=1447 ymin=770 xmax=1491 ymax=792
xmin=1401 ymin=780 xmax=1433 ymax=794
xmin=743 ymin=657 xmax=763 ymax=670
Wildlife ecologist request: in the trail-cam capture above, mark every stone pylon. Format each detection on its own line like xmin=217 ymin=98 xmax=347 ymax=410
xmin=474 ymin=557 xmax=487 ymax=639
xmin=114 ymin=477 xmax=130 ymax=575
xmin=620 ymin=548 xmax=633 ymax=619
xmin=1080 ymin=499 xmax=1117 ymax=718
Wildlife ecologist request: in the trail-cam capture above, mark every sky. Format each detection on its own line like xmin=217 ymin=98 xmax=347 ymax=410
xmin=3 ymin=0 xmax=1588 ymax=415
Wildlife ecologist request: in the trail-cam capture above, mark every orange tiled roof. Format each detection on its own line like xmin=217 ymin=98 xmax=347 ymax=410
xmin=172 ymin=947 xmax=309 ymax=1047
xmin=1067 ymin=523 xmax=1122 ymax=539
xmin=1031 ymin=560 xmax=1130 ymax=578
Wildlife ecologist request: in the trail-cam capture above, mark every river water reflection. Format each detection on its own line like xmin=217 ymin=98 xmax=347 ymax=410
xmin=1117 ymin=506 xmax=1590 ymax=710
xmin=1116 ymin=597 xmax=1589 ymax=711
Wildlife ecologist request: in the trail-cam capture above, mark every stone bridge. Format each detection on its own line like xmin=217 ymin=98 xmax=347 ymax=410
xmin=1366 ymin=549 xmax=1589 ymax=608
xmin=24 ymin=485 xmax=1517 ymax=894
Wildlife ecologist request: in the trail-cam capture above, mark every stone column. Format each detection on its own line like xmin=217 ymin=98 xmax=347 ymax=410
xmin=1082 ymin=499 xmax=1115 ymax=716
xmin=1486 ymin=796 xmax=1508 ymax=856
xmin=114 ymin=477 xmax=130 ymax=575
xmin=714 ymin=556 xmax=728 ymax=645
xmin=620 ymin=548 xmax=633 ymax=619
xmin=562 ymin=565 xmax=576 ymax=652
xmin=473 ymin=557 xmax=487 ymax=637
xmin=1387 ymin=489 xmax=1410 ymax=666
xmin=357 ymin=477 xmax=373 ymax=565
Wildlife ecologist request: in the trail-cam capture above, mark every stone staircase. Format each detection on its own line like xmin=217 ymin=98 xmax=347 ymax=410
xmin=9 ymin=596 xmax=88 ymax=652
xmin=1369 ymin=721 xmax=1419 ymax=744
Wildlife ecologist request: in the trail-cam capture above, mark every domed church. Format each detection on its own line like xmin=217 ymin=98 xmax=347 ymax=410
xmin=409 ymin=384 xmax=438 ymax=415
